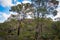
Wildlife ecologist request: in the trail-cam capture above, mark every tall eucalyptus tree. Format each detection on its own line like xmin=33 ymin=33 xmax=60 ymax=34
xmin=31 ymin=0 xmax=59 ymax=40
xmin=10 ymin=3 xmax=35 ymax=36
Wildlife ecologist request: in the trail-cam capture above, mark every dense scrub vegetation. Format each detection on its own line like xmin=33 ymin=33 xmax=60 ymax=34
xmin=0 ymin=18 xmax=60 ymax=40
xmin=0 ymin=0 xmax=60 ymax=40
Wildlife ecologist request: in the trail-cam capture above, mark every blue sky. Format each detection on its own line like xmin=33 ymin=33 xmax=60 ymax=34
xmin=0 ymin=0 xmax=60 ymax=23
xmin=0 ymin=0 xmax=31 ymax=23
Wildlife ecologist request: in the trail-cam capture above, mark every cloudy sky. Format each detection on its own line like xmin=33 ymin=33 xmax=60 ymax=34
xmin=0 ymin=0 xmax=60 ymax=23
xmin=0 ymin=0 xmax=31 ymax=23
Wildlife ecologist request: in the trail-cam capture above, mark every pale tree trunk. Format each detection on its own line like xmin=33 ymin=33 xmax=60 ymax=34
xmin=17 ymin=12 xmax=22 ymax=36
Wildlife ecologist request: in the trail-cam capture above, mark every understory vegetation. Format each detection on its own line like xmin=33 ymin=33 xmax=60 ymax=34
xmin=0 ymin=18 xmax=60 ymax=40
xmin=0 ymin=0 xmax=60 ymax=40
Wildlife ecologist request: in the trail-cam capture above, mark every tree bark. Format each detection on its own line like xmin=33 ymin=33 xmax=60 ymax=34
xmin=17 ymin=20 xmax=21 ymax=36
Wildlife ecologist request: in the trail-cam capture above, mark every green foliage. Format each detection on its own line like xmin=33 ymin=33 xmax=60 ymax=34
xmin=37 ymin=7 xmax=47 ymax=13
xmin=0 ymin=0 xmax=59 ymax=40
xmin=10 ymin=4 xmax=22 ymax=12
xmin=0 ymin=18 xmax=60 ymax=40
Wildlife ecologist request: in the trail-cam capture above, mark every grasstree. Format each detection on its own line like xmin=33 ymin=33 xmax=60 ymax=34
xmin=31 ymin=0 xmax=59 ymax=40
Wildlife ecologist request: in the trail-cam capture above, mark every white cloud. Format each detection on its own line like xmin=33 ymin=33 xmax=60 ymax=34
xmin=0 ymin=12 xmax=10 ymax=21
xmin=2 ymin=13 xmax=10 ymax=20
xmin=22 ymin=0 xmax=31 ymax=4
xmin=0 ymin=0 xmax=14 ymax=7
xmin=0 ymin=12 xmax=18 ymax=23
xmin=14 ymin=2 xmax=21 ymax=6
xmin=0 ymin=0 xmax=31 ymax=7
xmin=10 ymin=12 xmax=18 ymax=15
xmin=16 ymin=2 xmax=21 ymax=4
xmin=2 ymin=12 xmax=18 ymax=20
xmin=0 ymin=12 xmax=8 ymax=22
